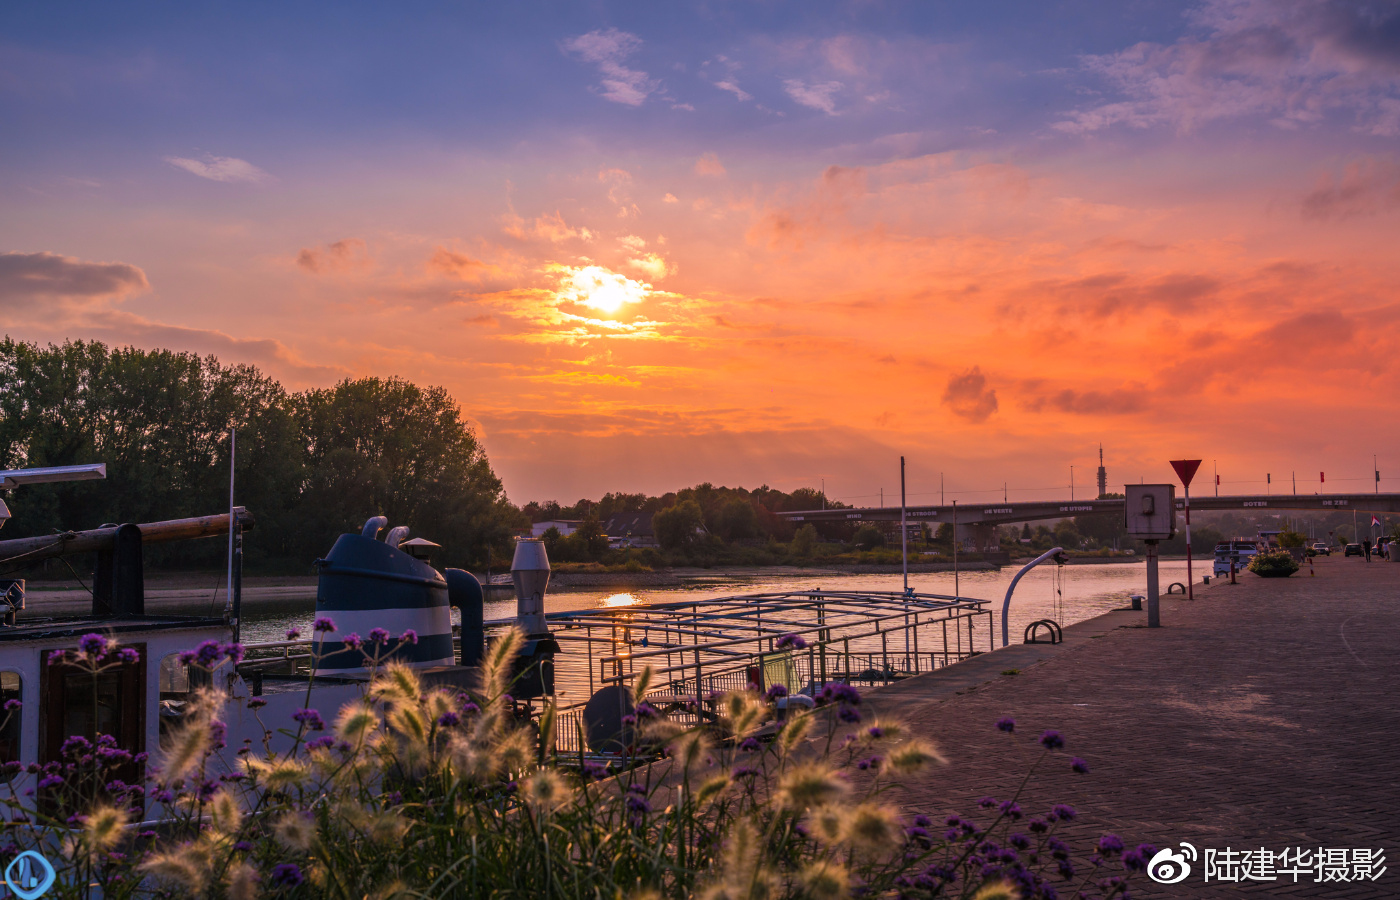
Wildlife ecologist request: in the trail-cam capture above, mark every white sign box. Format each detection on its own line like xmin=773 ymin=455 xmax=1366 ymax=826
xmin=1124 ymin=484 xmax=1176 ymax=541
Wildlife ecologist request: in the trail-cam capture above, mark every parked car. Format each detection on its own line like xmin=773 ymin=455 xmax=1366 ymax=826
xmin=1344 ymin=543 xmax=1363 ymax=557
xmin=1310 ymin=543 xmax=1331 ymax=556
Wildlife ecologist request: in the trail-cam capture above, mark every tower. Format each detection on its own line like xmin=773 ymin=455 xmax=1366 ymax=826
xmin=1096 ymin=444 xmax=1107 ymax=499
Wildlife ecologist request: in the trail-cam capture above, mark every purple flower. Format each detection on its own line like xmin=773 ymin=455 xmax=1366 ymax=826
xmin=233 ymin=840 xmax=253 ymax=853
xmin=831 ymin=683 xmax=861 ymax=705
xmin=306 ymin=736 xmax=336 ymax=750
xmin=995 ymin=717 xmax=1016 ymax=733
xmin=1039 ymin=730 xmax=1065 ymax=750
xmin=343 ymin=632 xmax=363 ymax=651
xmin=313 ymin=617 xmax=336 ymax=633
xmin=116 ymin=647 xmax=141 ymax=664
xmin=732 ymin=766 xmax=760 ymax=778
xmin=37 ymin=775 xmax=63 ymax=789
xmin=3 ymin=699 xmax=20 ymax=712
xmin=78 ymin=633 xmax=108 ymax=656
xmin=47 ymin=649 xmax=66 ymax=666
xmin=839 ymin=706 xmax=862 ymax=724
xmin=1050 ymin=804 xmax=1076 ymax=821
xmin=1097 ymin=834 xmax=1124 ymax=856
xmin=269 ymin=863 xmax=303 ymax=888
xmin=625 ymin=794 xmax=652 ymax=814
xmin=582 ymin=762 xmax=609 ymax=781
xmin=247 ymin=698 xmax=267 ymax=709
xmin=765 ymin=684 xmax=788 ymax=701
xmin=856 ymin=755 xmax=882 ymax=771
xmin=1028 ymin=817 xmax=1049 ymax=833
xmin=399 ymin=629 xmax=418 ymax=645
xmin=293 ymin=708 xmax=325 ymax=731
xmin=222 ymin=643 xmax=245 ymax=665
xmin=978 ymin=796 xmax=998 ymax=809
xmin=436 ymin=712 xmax=460 ymax=728
xmin=369 ymin=627 xmax=390 ymax=644
xmin=913 ymin=815 xmax=932 ymax=828
xmin=285 ymin=627 xmax=301 ymax=641
xmin=776 ymin=633 xmax=807 ymax=650
xmin=999 ymin=801 xmax=1023 ymax=820
xmin=634 ymin=701 xmax=659 ymax=721
xmin=1070 ymin=757 xmax=1089 ymax=774
xmin=867 ymin=725 xmax=884 ymax=739
xmin=61 ymin=735 xmax=92 ymax=754
xmin=739 ymin=737 xmax=761 ymax=752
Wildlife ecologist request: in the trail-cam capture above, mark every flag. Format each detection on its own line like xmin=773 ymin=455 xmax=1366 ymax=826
xmin=1372 ymin=516 xmax=1381 ymax=527
xmin=1320 ymin=472 xmax=1325 ymax=483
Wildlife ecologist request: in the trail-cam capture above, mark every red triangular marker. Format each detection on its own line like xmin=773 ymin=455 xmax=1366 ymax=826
xmin=1170 ymin=459 xmax=1202 ymax=487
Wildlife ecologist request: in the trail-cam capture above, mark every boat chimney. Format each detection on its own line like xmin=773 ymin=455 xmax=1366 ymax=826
xmin=511 ymin=539 xmax=550 ymax=636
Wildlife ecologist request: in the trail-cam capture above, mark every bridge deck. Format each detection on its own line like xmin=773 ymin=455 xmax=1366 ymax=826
xmin=778 ymin=492 xmax=1400 ymax=525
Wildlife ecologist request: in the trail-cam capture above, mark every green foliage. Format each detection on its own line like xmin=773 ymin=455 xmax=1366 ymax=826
xmin=791 ymin=523 xmax=818 ymax=557
xmin=1277 ymin=529 xmax=1307 ymax=548
xmin=851 ymin=524 xmax=885 ymax=551
xmin=1248 ymin=548 xmax=1300 ymax=577
xmin=0 ymin=337 xmax=519 ymax=569
xmin=654 ymin=499 xmax=705 ymax=550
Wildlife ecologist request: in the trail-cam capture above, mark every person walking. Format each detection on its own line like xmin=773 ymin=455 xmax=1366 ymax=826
xmin=1362 ymin=539 xmax=1372 ymax=562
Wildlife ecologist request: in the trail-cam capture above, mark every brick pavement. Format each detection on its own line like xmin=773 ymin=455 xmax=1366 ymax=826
xmin=867 ymin=555 xmax=1399 ymax=899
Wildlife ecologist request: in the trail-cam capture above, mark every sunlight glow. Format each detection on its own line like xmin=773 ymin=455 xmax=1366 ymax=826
xmin=600 ymin=592 xmax=640 ymax=608
xmin=557 ymin=265 xmax=650 ymax=314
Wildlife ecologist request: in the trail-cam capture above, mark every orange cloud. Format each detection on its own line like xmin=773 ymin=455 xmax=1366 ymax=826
xmin=296 ymin=239 xmax=369 ymax=274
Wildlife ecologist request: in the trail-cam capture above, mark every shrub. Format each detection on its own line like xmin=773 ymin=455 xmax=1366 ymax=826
xmin=4 ymin=632 xmax=1145 ymax=899
xmin=1247 ymin=548 xmax=1300 ymax=577
xmin=851 ymin=524 xmax=885 ymax=551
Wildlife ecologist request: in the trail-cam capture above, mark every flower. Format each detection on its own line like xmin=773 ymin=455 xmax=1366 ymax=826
xmin=436 ymin=712 xmax=460 ymax=728
xmin=269 ymin=863 xmax=304 ymax=888
xmin=739 ymin=737 xmax=761 ymax=752
xmin=1070 ymin=757 xmax=1089 ymax=774
xmin=399 ymin=629 xmax=418 ymax=645
xmin=867 ymin=725 xmax=884 ymax=739
xmin=46 ymin=650 xmax=66 ymax=666
xmin=313 ymin=617 xmax=336 ymax=633
xmin=247 ymin=698 xmax=267 ymax=709
xmin=285 ymin=627 xmax=301 ymax=641
xmin=765 ymin=684 xmax=788 ymax=701
xmin=995 ymin=717 xmax=1016 ymax=733
xmin=342 ymin=632 xmax=363 ymax=651
xmin=3 ymin=699 xmax=19 ymax=712
xmin=776 ymin=633 xmax=807 ymax=650
xmin=1050 ymin=804 xmax=1077 ymax=821
xmin=116 ymin=647 xmax=140 ymax=664
xmin=369 ymin=627 xmax=390 ymax=644
xmin=293 ymin=708 xmax=325 ymax=731
xmin=838 ymin=707 xmax=862 ymax=724
xmin=78 ymin=633 xmax=109 ymax=657
xmin=1097 ymin=834 xmax=1124 ymax=856
xmin=1039 ymin=730 xmax=1065 ymax=750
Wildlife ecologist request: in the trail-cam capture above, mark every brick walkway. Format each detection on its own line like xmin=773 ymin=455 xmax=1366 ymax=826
xmin=866 ymin=555 xmax=1399 ymax=898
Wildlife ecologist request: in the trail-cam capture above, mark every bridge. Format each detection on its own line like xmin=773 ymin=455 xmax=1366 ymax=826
xmin=776 ymin=492 xmax=1400 ymax=529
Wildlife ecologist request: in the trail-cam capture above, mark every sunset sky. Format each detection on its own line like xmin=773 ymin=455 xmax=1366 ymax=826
xmin=3 ymin=1 xmax=1399 ymax=506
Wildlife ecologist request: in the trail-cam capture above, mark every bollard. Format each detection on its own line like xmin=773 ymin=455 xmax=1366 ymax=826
xmin=1230 ymin=559 xmax=1237 ymax=584
xmin=1129 ymin=594 xmax=1143 ymax=611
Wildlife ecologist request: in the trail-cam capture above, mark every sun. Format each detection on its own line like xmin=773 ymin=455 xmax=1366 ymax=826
xmin=557 ymin=265 xmax=650 ymax=314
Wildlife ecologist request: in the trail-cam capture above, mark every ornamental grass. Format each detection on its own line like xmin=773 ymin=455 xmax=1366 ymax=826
xmin=0 ymin=629 xmax=1147 ymax=899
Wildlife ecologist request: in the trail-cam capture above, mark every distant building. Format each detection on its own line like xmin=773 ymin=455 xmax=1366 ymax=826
xmin=603 ymin=511 xmax=657 ymax=548
xmin=531 ymin=519 xmax=581 ymax=538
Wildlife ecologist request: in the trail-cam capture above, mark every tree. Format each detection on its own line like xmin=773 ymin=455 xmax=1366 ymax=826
xmin=654 ymin=500 xmax=705 ymax=551
xmin=791 ymin=524 xmax=818 ymax=557
xmin=710 ymin=496 xmax=759 ymax=542
xmin=1020 ymin=523 xmax=1032 ymax=541
xmin=573 ymin=516 xmax=610 ymax=560
xmin=852 ymin=525 xmax=885 ymax=551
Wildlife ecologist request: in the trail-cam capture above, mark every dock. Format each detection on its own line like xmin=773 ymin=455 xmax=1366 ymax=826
xmin=863 ymin=556 xmax=1397 ymax=898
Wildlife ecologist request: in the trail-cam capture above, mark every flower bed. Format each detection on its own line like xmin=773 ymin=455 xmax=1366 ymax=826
xmin=1 ymin=630 xmax=1149 ymax=899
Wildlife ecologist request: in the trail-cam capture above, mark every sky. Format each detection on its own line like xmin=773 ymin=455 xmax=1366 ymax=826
xmin=3 ymin=0 xmax=1400 ymax=507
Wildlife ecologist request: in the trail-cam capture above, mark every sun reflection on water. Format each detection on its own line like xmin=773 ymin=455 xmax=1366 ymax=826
xmin=600 ymin=593 xmax=641 ymax=608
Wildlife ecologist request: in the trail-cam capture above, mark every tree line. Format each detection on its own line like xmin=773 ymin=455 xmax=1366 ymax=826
xmin=0 ymin=337 xmax=518 ymax=570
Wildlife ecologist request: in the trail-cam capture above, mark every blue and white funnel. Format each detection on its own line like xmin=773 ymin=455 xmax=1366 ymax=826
xmin=312 ymin=517 xmax=454 ymax=672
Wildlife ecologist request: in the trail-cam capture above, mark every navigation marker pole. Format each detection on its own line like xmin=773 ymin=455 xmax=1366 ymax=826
xmin=1170 ymin=460 xmax=1202 ymax=601
xmin=225 ymin=428 xmax=236 ymax=626
xmin=900 ymin=456 xmax=909 ymax=595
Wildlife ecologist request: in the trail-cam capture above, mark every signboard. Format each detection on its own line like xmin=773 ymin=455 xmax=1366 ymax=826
xmin=1125 ymin=484 xmax=1176 ymax=540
